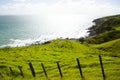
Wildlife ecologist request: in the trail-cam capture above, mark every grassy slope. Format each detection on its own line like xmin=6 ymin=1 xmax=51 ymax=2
xmin=85 ymin=14 xmax=120 ymax=56
xmin=85 ymin=30 xmax=120 ymax=44
xmin=85 ymin=14 xmax=120 ymax=44
xmin=0 ymin=39 xmax=120 ymax=80
xmin=82 ymin=15 xmax=120 ymax=80
xmin=92 ymin=39 xmax=120 ymax=56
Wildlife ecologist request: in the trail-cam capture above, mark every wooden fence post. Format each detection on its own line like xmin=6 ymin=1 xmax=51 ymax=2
xmin=0 ymin=71 xmax=4 ymax=78
xmin=76 ymin=58 xmax=84 ymax=80
xmin=9 ymin=67 xmax=14 ymax=76
xmin=18 ymin=66 xmax=24 ymax=78
xmin=57 ymin=61 xmax=63 ymax=78
xmin=41 ymin=63 xmax=48 ymax=78
xmin=99 ymin=55 xmax=105 ymax=80
xmin=28 ymin=62 xmax=36 ymax=77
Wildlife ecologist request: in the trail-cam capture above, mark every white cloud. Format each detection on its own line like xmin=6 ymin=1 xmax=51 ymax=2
xmin=0 ymin=0 xmax=119 ymax=16
xmin=12 ymin=0 xmax=29 ymax=2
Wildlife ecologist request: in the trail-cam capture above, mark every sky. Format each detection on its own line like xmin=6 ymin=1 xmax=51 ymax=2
xmin=0 ymin=0 xmax=120 ymax=16
xmin=0 ymin=0 xmax=120 ymax=38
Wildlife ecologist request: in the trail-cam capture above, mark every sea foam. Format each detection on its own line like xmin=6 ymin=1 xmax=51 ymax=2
xmin=0 ymin=34 xmax=59 ymax=48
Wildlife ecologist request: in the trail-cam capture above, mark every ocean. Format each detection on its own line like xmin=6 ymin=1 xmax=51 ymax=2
xmin=0 ymin=15 xmax=92 ymax=47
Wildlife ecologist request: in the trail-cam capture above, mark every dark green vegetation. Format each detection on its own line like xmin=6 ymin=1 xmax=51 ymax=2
xmin=0 ymin=14 xmax=120 ymax=80
xmin=85 ymin=14 xmax=120 ymax=55
xmin=86 ymin=14 xmax=120 ymax=44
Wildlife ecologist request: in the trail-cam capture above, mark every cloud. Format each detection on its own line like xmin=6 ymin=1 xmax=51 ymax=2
xmin=0 ymin=0 xmax=119 ymax=16
xmin=12 ymin=0 xmax=29 ymax=2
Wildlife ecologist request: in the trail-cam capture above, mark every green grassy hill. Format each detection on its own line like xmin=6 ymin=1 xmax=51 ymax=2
xmin=85 ymin=30 xmax=120 ymax=44
xmin=0 ymin=39 xmax=99 ymax=80
xmin=0 ymin=39 xmax=120 ymax=80
xmin=86 ymin=14 xmax=120 ymax=44
xmin=85 ymin=14 xmax=120 ymax=57
xmin=92 ymin=39 xmax=120 ymax=57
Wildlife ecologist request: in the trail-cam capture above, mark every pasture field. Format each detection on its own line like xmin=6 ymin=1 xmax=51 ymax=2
xmin=0 ymin=39 xmax=120 ymax=80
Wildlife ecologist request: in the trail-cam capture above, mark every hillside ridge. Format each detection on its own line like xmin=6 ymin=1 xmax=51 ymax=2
xmin=85 ymin=14 xmax=120 ymax=44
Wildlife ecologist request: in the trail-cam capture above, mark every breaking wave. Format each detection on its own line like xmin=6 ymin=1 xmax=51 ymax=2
xmin=0 ymin=28 xmax=89 ymax=48
xmin=0 ymin=34 xmax=59 ymax=48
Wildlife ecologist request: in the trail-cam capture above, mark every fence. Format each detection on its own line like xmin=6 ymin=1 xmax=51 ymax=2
xmin=1 ymin=55 xmax=106 ymax=80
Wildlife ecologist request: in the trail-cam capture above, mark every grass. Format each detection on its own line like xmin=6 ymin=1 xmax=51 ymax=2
xmin=0 ymin=39 xmax=120 ymax=80
xmin=116 ymin=26 xmax=120 ymax=30
xmin=86 ymin=14 xmax=120 ymax=44
xmin=92 ymin=39 xmax=120 ymax=57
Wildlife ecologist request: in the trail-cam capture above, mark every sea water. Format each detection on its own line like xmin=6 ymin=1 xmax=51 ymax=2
xmin=0 ymin=15 xmax=92 ymax=47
